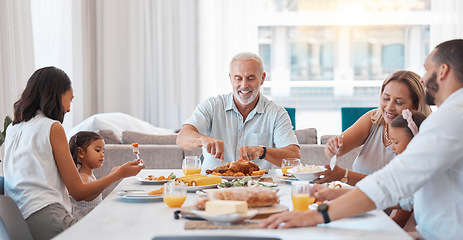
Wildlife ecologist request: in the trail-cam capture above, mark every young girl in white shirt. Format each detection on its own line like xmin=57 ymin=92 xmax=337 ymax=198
xmin=68 ymin=131 xmax=106 ymax=220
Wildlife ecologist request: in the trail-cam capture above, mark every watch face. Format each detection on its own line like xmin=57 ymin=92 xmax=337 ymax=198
xmin=318 ymin=203 xmax=328 ymax=212
xmin=341 ymin=177 xmax=348 ymax=183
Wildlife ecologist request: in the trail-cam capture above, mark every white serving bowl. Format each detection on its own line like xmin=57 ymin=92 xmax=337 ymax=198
xmin=288 ymin=166 xmax=326 ymax=181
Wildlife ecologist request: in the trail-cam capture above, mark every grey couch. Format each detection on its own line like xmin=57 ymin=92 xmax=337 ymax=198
xmin=94 ymin=128 xmax=361 ymax=198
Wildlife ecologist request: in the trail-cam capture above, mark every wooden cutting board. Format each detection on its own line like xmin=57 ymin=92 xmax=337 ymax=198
xmin=180 ymin=204 xmax=288 ymax=219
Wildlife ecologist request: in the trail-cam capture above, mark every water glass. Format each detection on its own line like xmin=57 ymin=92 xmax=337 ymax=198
xmin=291 ymin=181 xmax=314 ymax=211
xmin=182 ymin=156 xmax=202 ymax=175
xmin=163 ymin=181 xmax=187 ymax=208
xmin=282 ymin=158 xmax=301 ymax=175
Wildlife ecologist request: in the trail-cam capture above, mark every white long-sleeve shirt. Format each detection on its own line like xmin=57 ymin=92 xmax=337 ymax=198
xmin=357 ymin=88 xmax=463 ymax=240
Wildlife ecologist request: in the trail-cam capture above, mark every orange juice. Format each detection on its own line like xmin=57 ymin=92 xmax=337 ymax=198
xmin=292 ymin=194 xmax=310 ymax=211
xmin=183 ymin=167 xmax=201 ymax=175
xmin=163 ymin=195 xmax=187 ymax=208
xmin=282 ymin=167 xmax=293 ymax=175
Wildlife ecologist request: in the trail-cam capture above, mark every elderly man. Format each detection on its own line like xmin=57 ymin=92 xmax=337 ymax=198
xmin=177 ymin=52 xmax=300 ymax=172
xmin=261 ymin=39 xmax=463 ymax=240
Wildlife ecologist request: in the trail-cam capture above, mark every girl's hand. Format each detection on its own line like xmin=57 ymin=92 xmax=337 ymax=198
xmin=324 ymin=135 xmax=344 ymax=159
xmin=116 ymin=159 xmax=145 ymax=178
xmin=313 ymin=165 xmax=345 ymax=184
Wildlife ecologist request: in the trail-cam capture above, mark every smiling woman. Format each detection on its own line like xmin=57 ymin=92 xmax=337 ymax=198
xmin=318 ymin=70 xmax=431 ymax=185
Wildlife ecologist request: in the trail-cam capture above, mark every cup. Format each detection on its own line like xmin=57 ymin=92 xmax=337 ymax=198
xmin=163 ymin=181 xmax=187 ymax=208
xmin=282 ymin=158 xmax=301 ymax=175
xmin=291 ymin=181 xmax=315 ymax=211
xmin=182 ymin=156 xmax=202 ymax=175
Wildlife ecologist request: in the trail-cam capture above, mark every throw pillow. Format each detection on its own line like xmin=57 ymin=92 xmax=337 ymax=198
xmin=122 ymin=131 xmax=177 ymax=145
xmin=293 ymin=128 xmax=317 ymax=144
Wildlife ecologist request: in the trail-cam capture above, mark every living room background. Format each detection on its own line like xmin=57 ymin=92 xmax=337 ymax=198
xmin=1 ymin=0 xmax=462 ymax=140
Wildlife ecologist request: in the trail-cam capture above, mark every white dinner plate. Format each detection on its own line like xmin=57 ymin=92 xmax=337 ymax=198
xmin=135 ymin=176 xmax=170 ymax=184
xmin=185 ymin=183 xmax=219 ymax=192
xmin=116 ymin=191 xmax=163 ymax=200
xmin=191 ymin=209 xmax=259 ymax=225
xmin=218 ymin=175 xmax=263 ymax=181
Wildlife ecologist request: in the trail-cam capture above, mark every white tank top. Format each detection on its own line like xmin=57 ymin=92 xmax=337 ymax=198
xmin=3 ymin=111 xmax=72 ymax=218
xmin=70 ymin=173 xmax=103 ymax=220
xmin=352 ymin=123 xmax=396 ymax=175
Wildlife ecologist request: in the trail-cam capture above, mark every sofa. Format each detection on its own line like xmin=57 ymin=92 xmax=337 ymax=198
xmin=94 ymin=128 xmax=361 ymax=198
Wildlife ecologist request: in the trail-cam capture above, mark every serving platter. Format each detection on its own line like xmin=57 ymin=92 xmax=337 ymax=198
xmin=218 ymin=174 xmax=264 ymax=181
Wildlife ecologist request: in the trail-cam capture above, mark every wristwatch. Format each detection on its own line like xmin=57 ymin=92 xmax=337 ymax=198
xmin=259 ymin=146 xmax=267 ymax=159
xmin=317 ymin=203 xmax=331 ymax=224
xmin=341 ymin=169 xmax=349 ymax=183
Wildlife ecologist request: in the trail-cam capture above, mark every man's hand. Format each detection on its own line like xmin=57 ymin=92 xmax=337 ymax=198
xmin=201 ymin=136 xmax=225 ymax=162
xmin=239 ymin=146 xmax=264 ymax=161
xmin=260 ymin=210 xmax=321 ymax=229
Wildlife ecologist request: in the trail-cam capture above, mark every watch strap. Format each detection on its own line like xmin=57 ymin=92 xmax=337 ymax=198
xmin=259 ymin=146 xmax=267 ymax=159
xmin=318 ymin=203 xmax=331 ymax=224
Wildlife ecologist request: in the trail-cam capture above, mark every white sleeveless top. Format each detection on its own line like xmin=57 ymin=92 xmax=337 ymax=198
xmin=70 ymin=173 xmax=103 ymax=220
xmin=352 ymin=123 xmax=396 ymax=175
xmin=3 ymin=111 xmax=72 ymax=219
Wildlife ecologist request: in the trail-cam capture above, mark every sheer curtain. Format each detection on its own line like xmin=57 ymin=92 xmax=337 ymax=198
xmin=72 ymin=0 xmax=200 ymax=130
xmin=0 ymin=0 xmax=35 ymax=174
xmin=430 ymin=0 xmax=463 ymax=48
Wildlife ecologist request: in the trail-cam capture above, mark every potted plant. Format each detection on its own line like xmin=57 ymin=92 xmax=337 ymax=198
xmin=0 ymin=116 xmax=13 ymax=162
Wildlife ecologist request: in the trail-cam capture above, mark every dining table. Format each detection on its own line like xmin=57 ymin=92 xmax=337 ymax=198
xmin=55 ymin=169 xmax=412 ymax=240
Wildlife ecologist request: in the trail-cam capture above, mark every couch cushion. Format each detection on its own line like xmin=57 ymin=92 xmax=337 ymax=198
xmin=122 ymin=131 xmax=177 ymax=145
xmin=294 ymin=128 xmax=317 ymax=144
xmin=98 ymin=130 xmax=121 ymax=144
xmin=67 ymin=112 xmax=175 ymax=141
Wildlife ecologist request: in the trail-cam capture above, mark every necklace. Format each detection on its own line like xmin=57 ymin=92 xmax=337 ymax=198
xmin=384 ymin=124 xmax=393 ymax=146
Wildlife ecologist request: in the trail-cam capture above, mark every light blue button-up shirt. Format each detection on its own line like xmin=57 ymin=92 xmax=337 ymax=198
xmin=184 ymin=93 xmax=299 ymax=172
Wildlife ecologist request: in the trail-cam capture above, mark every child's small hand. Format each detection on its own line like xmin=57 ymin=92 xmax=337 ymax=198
xmin=110 ymin=166 xmax=120 ymax=174
xmin=117 ymin=159 xmax=145 ymax=178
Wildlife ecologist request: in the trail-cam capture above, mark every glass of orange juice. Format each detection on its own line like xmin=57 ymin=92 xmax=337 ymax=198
xmin=163 ymin=181 xmax=187 ymax=208
xmin=291 ymin=181 xmax=314 ymax=211
xmin=182 ymin=156 xmax=202 ymax=175
xmin=282 ymin=158 xmax=301 ymax=175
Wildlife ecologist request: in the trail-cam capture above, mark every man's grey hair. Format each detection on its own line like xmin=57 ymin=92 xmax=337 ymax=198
xmin=229 ymin=52 xmax=264 ymax=74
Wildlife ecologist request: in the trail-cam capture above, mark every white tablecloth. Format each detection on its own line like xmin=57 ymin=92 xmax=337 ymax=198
xmin=55 ymin=169 xmax=411 ymax=240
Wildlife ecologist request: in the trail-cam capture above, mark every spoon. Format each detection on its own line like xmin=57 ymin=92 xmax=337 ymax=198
xmin=329 ymin=135 xmax=343 ymax=170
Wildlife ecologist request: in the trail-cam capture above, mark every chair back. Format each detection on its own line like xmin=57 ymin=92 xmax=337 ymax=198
xmin=284 ymin=107 xmax=296 ymax=130
xmin=0 ymin=195 xmax=34 ymax=240
xmin=0 ymin=176 xmax=4 ymax=195
xmin=341 ymin=107 xmax=375 ymax=132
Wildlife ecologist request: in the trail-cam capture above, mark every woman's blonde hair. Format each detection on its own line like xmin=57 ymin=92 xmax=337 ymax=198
xmin=371 ymin=70 xmax=432 ymax=125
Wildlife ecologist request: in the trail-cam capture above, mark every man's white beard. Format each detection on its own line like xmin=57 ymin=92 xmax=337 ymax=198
xmin=234 ymin=86 xmax=260 ymax=105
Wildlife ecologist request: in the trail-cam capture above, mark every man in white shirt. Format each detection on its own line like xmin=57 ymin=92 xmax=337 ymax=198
xmin=176 ymin=52 xmax=300 ymax=171
xmin=261 ymin=39 xmax=463 ymax=240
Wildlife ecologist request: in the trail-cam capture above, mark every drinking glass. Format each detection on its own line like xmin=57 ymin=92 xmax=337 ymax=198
xmin=163 ymin=181 xmax=187 ymax=208
xmin=282 ymin=158 xmax=301 ymax=175
xmin=291 ymin=181 xmax=315 ymax=211
xmin=182 ymin=156 xmax=202 ymax=175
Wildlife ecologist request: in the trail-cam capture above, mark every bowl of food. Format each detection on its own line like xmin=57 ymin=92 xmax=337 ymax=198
xmin=287 ymin=165 xmax=326 ymax=181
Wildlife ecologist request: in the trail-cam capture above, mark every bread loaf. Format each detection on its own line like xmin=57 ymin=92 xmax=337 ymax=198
xmin=195 ymin=186 xmax=278 ymax=209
